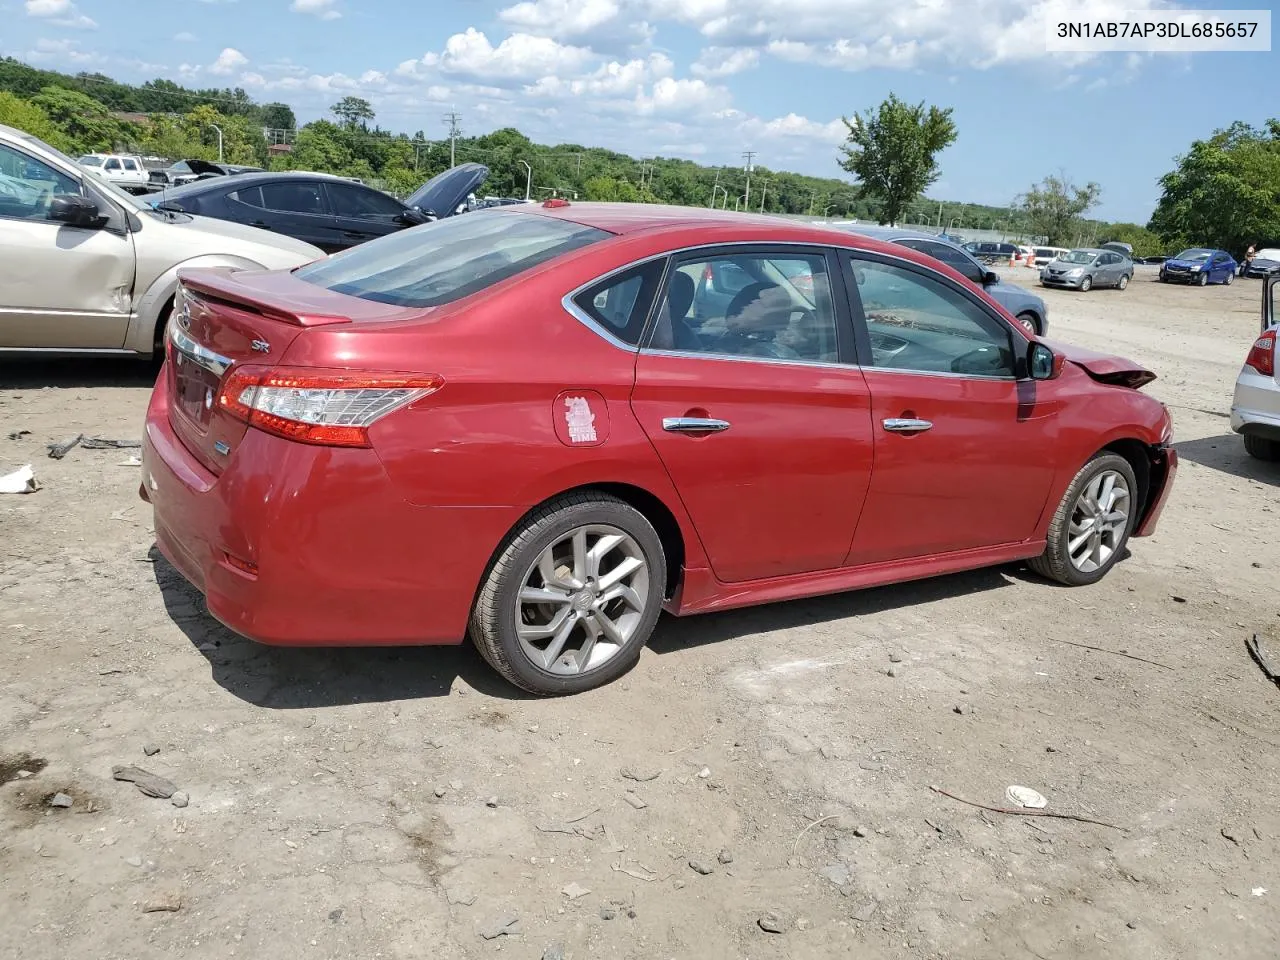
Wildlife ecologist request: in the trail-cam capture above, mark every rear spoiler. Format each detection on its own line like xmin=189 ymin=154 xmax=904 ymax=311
xmin=179 ymin=269 xmax=352 ymax=328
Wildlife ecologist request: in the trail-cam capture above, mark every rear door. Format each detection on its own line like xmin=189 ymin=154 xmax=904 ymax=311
xmin=631 ymin=245 xmax=874 ymax=583
xmin=321 ymin=181 xmax=408 ymax=249
xmin=841 ymin=251 xmax=1059 ymax=564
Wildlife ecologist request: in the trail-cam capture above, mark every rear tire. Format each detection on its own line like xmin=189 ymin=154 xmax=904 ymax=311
xmin=1244 ymin=433 xmax=1280 ymax=461
xmin=1028 ymin=453 xmax=1137 ymax=586
xmin=1225 ymin=271 xmax=1234 ymax=286
xmin=470 ymin=493 xmax=667 ymax=695
xmin=1079 ymin=275 xmax=1093 ymax=292
xmin=1117 ymin=273 xmax=1130 ymax=290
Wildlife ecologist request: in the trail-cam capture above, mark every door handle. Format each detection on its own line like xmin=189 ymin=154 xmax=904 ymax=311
xmin=882 ymin=418 xmax=933 ymax=433
xmin=249 ymin=220 xmax=271 ymax=230
xmin=663 ymin=417 xmax=731 ymax=434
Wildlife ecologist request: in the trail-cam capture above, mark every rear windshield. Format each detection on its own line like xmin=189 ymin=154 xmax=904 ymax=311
xmin=296 ymin=210 xmax=609 ymax=308
xmin=78 ymin=155 xmax=104 ymax=166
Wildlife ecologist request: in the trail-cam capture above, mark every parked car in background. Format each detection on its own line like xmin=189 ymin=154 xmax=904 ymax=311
xmin=141 ymin=202 xmax=1174 ymax=695
xmin=1159 ymin=248 xmax=1237 ymax=285
xmin=829 ymin=224 xmax=1048 ymax=333
xmin=964 ymin=240 xmax=1020 ymax=264
xmin=1101 ymin=241 xmax=1134 ymax=258
xmin=0 ymin=123 xmax=322 ymax=358
xmin=152 ymin=159 xmax=265 ymax=188
xmin=78 ymin=153 xmax=149 ymax=192
xmin=1041 ymin=248 xmax=1133 ymax=292
xmin=1230 ymin=275 xmax=1280 ymax=460
xmin=1137 ymin=255 xmax=1168 ymax=266
xmin=1241 ymin=248 xmax=1280 ymax=279
xmin=151 ymin=162 xmax=488 ymax=253
xmin=1033 ymin=246 xmax=1069 ymax=267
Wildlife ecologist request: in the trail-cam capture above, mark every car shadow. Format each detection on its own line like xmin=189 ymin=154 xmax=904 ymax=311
xmin=1176 ymin=434 xmax=1279 ymax=486
xmin=0 ymin=357 xmax=159 ymax=390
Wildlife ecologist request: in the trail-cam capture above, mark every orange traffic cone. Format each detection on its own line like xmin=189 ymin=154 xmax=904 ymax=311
xmin=1026 ymin=251 xmax=1037 ymax=269
xmin=1009 ymin=251 xmax=1017 ymax=268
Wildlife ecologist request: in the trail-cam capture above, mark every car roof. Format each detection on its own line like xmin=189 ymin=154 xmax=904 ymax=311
xmin=523 ymin=202 xmax=861 ymax=239
xmin=160 ymin=170 xmax=385 ymax=196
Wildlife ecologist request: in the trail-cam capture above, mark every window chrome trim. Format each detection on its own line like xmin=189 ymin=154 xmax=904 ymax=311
xmin=560 ymin=292 xmax=643 ymax=353
xmin=639 ymin=347 xmax=850 ymax=370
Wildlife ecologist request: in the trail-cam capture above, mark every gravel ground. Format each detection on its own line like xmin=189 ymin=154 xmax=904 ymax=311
xmin=1 ymin=264 xmax=1278 ymax=960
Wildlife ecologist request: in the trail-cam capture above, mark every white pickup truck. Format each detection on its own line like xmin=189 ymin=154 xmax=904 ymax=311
xmin=77 ymin=153 xmax=149 ymax=192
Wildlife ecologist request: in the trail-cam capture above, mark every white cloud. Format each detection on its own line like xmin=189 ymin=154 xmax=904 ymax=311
xmin=290 ymin=0 xmax=341 ymax=20
xmin=24 ymin=0 xmax=71 ymax=16
xmin=523 ymin=53 xmax=672 ymax=99
xmin=25 ymin=36 xmax=100 ymax=64
xmin=690 ymin=46 xmax=758 ymax=77
xmin=173 ymin=31 xmax=196 ymax=42
xmin=409 ymin=28 xmax=595 ymax=85
xmin=51 ymin=13 xmax=96 ymax=28
xmin=635 ymin=76 xmax=725 ymax=115
xmin=208 ymin=47 xmax=249 ymax=75
xmin=498 ymin=0 xmax=652 ymax=46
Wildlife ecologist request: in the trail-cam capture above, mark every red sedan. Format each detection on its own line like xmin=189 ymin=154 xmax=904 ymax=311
xmin=141 ymin=202 xmax=1176 ymax=695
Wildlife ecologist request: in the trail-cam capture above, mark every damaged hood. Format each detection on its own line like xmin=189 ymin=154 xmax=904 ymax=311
xmin=1041 ymin=338 xmax=1157 ymax=389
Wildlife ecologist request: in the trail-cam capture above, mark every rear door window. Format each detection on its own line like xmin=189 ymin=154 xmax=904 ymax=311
xmin=296 ymin=209 xmax=610 ymax=308
xmin=258 ymin=181 xmax=329 ymax=216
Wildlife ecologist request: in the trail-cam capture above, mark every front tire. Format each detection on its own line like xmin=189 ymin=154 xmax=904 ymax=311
xmin=1015 ymin=312 xmax=1039 ymax=335
xmin=470 ymin=493 xmax=667 ymax=695
xmin=1244 ymin=433 xmax=1280 ymax=461
xmin=1198 ymin=272 xmax=1209 ymax=287
xmin=1028 ymin=453 xmax=1137 ymax=586
xmin=1079 ymin=275 xmax=1093 ymax=292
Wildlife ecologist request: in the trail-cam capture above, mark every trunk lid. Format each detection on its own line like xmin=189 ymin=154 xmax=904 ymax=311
xmin=166 ymin=268 xmax=362 ymax=475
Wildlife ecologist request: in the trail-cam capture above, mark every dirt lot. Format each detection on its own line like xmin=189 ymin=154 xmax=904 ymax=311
xmin=2 ymin=265 xmax=1278 ymax=960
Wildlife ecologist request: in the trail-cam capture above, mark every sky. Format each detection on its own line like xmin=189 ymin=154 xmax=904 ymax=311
xmin=2 ymin=0 xmax=1276 ymax=223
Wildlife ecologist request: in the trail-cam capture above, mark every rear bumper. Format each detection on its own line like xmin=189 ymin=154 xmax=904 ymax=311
xmin=141 ymin=368 xmax=521 ymax=646
xmin=1231 ymin=370 xmax=1280 ymax=441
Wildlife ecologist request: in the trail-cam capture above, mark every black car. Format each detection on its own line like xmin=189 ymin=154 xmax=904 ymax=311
xmin=149 ymin=163 xmax=489 ymax=253
xmin=150 ymin=159 xmax=265 ymax=187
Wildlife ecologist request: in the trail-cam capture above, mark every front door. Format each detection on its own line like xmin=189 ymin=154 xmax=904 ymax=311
xmin=841 ymin=252 xmax=1060 ymax=565
xmin=322 ymin=181 xmax=408 ymax=250
xmin=631 ymin=247 xmax=874 ymax=583
xmin=0 ymin=141 xmax=134 ymax=349
xmin=226 ymin=179 xmax=337 ymax=251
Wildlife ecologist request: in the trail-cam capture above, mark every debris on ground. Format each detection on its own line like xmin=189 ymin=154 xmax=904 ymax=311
xmin=80 ymin=437 xmax=143 ymax=450
xmin=170 ymin=791 xmax=189 ymax=808
xmin=143 ymin=744 xmax=160 ymax=757
xmin=477 ymin=914 xmax=520 ymax=939
xmin=621 ymin=766 xmax=661 ymax=782
xmin=624 ymin=792 xmax=647 ymax=809
xmin=819 ymin=863 xmax=852 ymax=887
xmin=484 ymin=796 xmax=498 ymax=808
xmin=0 ymin=464 xmax=38 ymax=494
xmin=48 ymin=792 xmax=73 ymax=808
xmin=1006 ymin=786 xmax=1049 ymax=809
xmin=46 ymin=435 xmax=83 ymax=459
xmin=600 ymin=905 xmax=617 ymax=920
xmin=117 ymin=456 xmax=142 ymax=467
xmin=758 ymin=913 xmax=787 ymax=933
xmin=717 ymin=849 xmax=733 ymax=864
xmin=112 ymin=765 xmax=178 ymax=799
xmin=688 ymin=859 xmax=715 ymax=875
xmin=542 ymin=944 xmax=565 ymax=960
xmin=561 ymin=882 xmax=591 ymax=900
xmin=141 ymin=894 xmax=182 ymax=913
xmin=1247 ymin=634 xmax=1280 ymax=687
xmin=929 ymin=785 xmax=1125 ymax=831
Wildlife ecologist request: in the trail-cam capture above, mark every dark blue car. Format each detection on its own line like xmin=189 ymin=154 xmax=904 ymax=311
xmin=1159 ymin=248 xmax=1237 ymax=286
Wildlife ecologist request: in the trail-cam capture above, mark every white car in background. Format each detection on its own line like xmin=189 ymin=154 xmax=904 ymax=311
xmin=1231 ymin=275 xmax=1280 ymax=461
xmin=78 ymin=153 xmax=149 ymax=191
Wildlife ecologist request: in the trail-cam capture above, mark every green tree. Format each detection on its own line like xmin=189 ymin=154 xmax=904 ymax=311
xmin=30 ymin=85 xmax=129 ymax=152
xmin=838 ymin=93 xmax=957 ymax=225
xmin=1149 ymin=120 xmax=1280 ymax=257
xmin=330 ymin=96 xmax=375 ymax=130
xmin=259 ymin=102 xmax=296 ymax=130
xmin=0 ymin=91 xmax=70 ymax=150
xmin=1019 ymin=174 xmax=1102 ymax=245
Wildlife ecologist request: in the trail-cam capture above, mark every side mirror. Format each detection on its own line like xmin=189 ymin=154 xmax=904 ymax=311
xmin=1028 ymin=341 xmax=1064 ymax=380
xmin=48 ymin=194 xmax=102 ymax=228
xmin=398 ymin=207 xmax=429 ymax=226
xmin=982 ymin=270 xmax=999 ymax=285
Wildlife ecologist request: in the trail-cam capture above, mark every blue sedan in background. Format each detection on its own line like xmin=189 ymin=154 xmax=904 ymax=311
xmin=1159 ymin=248 xmax=1238 ymax=286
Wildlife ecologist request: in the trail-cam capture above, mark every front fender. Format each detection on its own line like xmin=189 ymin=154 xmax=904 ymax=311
xmin=124 ymin=254 xmax=267 ymax=356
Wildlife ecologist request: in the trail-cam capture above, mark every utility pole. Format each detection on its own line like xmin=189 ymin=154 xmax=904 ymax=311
xmin=709 ymin=169 xmax=720 ymax=208
xmin=808 ymin=189 xmax=819 ymax=216
xmin=759 ymin=178 xmax=771 ymax=213
xmin=741 ymin=150 xmax=756 ymax=209
xmin=443 ymin=110 xmax=462 ymax=168
xmin=519 ymin=160 xmax=532 ymax=201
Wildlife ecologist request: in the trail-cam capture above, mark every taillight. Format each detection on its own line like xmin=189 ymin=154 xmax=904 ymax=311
xmin=217 ymin=366 xmax=442 ymax=447
xmin=1245 ymin=331 xmax=1276 ymax=377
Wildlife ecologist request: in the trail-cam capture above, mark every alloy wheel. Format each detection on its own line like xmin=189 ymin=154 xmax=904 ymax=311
xmin=1067 ymin=470 xmax=1130 ymax=573
xmin=515 ymin=524 xmax=650 ymax=675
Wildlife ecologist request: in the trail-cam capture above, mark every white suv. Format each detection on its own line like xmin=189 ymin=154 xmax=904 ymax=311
xmin=78 ymin=153 xmax=149 ymax=191
xmin=1231 ymin=276 xmax=1280 ymax=460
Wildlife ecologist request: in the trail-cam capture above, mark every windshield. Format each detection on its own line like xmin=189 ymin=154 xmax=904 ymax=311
xmin=168 ymin=161 xmax=193 ymax=173
xmin=1175 ymin=249 xmax=1212 ymax=262
xmin=1060 ymin=250 xmax=1097 ymax=264
xmin=296 ymin=210 xmax=609 ymax=308
xmin=78 ymin=155 xmax=103 ymax=167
